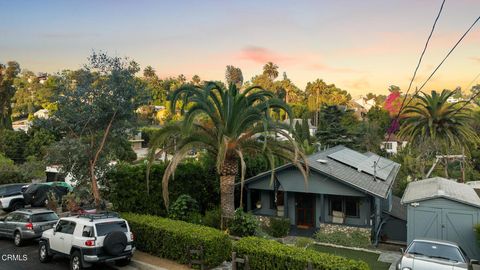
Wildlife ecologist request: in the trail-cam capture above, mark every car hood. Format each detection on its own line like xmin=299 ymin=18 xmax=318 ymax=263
xmin=400 ymin=255 xmax=468 ymax=270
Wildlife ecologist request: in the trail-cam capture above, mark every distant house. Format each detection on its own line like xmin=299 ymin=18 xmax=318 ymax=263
xmin=272 ymin=118 xmax=317 ymax=142
xmin=241 ymin=145 xmax=403 ymax=243
xmin=381 ymin=134 xmax=408 ymax=155
xmin=34 ymin=109 xmax=50 ymax=119
xmin=354 ymin=97 xmax=376 ymax=111
xmin=402 ymin=177 xmax=480 ymax=258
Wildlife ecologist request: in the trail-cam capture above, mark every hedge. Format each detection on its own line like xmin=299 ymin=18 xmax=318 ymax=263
xmin=122 ymin=212 xmax=231 ymax=268
xmin=234 ymin=237 xmax=369 ymax=270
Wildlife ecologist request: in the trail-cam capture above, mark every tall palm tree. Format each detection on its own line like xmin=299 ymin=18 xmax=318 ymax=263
xmin=263 ymin=62 xmax=279 ymax=80
xmin=399 ymin=89 xmax=479 ymax=149
xmin=148 ymin=82 xmax=308 ymax=219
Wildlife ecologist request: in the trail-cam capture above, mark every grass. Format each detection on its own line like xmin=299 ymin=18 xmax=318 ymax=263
xmin=309 ymin=244 xmax=391 ymax=270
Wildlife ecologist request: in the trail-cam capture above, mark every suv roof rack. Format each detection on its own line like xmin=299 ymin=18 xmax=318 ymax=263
xmin=77 ymin=211 xmax=120 ymax=221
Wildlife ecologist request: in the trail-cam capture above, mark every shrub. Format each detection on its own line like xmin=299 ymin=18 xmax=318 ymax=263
xmin=234 ymin=237 xmax=369 ymax=270
xmin=229 ymin=208 xmax=258 ymax=237
xmin=0 ymin=154 xmax=24 ymax=185
xmin=314 ymin=228 xmax=371 ymax=248
xmin=203 ymin=207 xmax=221 ymax=229
xmin=168 ymin=194 xmax=199 ymax=222
xmin=295 ymin=237 xmax=314 ymax=249
xmin=265 ymin=217 xmax=290 ymax=238
xmin=122 ymin=212 xmax=231 ymax=268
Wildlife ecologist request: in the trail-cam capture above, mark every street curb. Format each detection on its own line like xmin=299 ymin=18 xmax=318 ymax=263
xmin=130 ymin=259 xmax=167 ymax=270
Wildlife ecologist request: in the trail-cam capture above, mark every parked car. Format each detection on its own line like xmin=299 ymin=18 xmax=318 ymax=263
xmin=0 ymin=208 xmax=59 ymax=246
xmin=22 ymin=182 xmax=73 ymax=207
xmin=0 ymin=183 xmax=27 ymax=212
xmin=396 ymin=239 xmax=479 ymax=270
xmin=39 ymin=212 xmax=135 ymax=270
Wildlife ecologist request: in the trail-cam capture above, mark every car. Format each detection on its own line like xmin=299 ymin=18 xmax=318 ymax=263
xmin=0 ymin=183 xmax=27 ymax=212
xmin=22 ymin=181 xmax=73 ymax=207
xmin=0 ymin=208 xmax=59 ymax=246
xmin=39 ymin=212 xmax=135 ymax=270
xmin=396 ymin=239 xmax=479 ymax=270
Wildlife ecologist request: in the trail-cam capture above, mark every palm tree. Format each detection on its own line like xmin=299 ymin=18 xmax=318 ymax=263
xmin=148 ymin=82 xmax=308 ymax=219
xmin=399 ymin=89 xmax=479 ymax=149
xmin=263 ymin=62 xmax=279 ymax=80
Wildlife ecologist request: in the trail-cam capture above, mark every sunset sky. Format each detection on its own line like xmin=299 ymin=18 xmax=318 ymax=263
xmin=1 ymin=0 xmax=479 ymax=96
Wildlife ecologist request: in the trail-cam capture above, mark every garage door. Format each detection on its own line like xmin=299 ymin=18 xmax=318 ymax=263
xmin=410 ymin=207 xmax=479 ymax=258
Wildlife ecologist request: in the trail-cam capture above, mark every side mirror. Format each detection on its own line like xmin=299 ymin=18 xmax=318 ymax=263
xmin=400 ymin=248 xmax=404 ymax=254
xmin=470 ymin=259 xmax=479 ymax=265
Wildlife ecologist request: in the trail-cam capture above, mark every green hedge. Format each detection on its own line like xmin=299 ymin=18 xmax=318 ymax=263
xmin=122 ymin=212 xmax=231 ymax=268
xmin=234 ymin=237 xmax=369 ymax=270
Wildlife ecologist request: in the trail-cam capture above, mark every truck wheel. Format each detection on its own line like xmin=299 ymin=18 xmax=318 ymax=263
xmin=39 ymin=242 xmax=52 ymax=263
xmin=70 ymin=251 xmax=83 ymax=270
xmin=14 ymin=231 xmax=23 ymax=247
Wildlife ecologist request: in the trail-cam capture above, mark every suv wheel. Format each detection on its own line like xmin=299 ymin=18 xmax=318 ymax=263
xmin=11 ymin=201 xmax=24 ymax=211
xmin=70 ymin=251 xmax=83 ymax=270
xmin=39 ymin=242 xmax=52 ymax=263
xmin=14 ymin=231 xmax=23 ymax=247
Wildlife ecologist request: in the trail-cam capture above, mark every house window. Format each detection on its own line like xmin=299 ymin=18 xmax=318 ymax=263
xmin=328 ymin=196 xmax=360 ymax=218
xmin=251 ymin=190 xmax=261 ymax=210
xmin=385 ymin=142 xmax=393 ymax=150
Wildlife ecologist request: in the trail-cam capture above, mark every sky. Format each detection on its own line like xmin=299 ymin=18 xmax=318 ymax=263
xmin=0 ymin=0 xmax=479 ymax=97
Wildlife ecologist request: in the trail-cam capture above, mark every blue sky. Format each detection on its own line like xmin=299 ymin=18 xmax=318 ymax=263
xmin=1 ymin=0 xmax=479 ymax=96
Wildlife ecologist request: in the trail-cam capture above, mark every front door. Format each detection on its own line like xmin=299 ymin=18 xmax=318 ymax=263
xmin=296 ymin=193 xmax=315 ymax=228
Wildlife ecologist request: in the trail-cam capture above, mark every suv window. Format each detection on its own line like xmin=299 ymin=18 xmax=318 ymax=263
xmin=95 ymin=221 xmax=128 ymax=236
xmin=56 ymin=220 xmax=76 ymax=234
xmin=32 ymin=212 xmax=58 ymax=222
xmin=16 ymin=213 xmax=29 ymax=223
xmin=0 ymin=187 xmax=6 ymax=196
xmin=82 ymin=226 xmax=94 ymax=237
xmin=6 ymin=185 xmax=22 ymax=196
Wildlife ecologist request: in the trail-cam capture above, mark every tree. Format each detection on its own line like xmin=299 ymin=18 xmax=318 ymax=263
xmin=147 ymin=82 xmax=308 ymax=219
xmin=0 ymin=61 xmax=21 ymax=129
xmin=225 ymin=65 xmax=243 ymax=88
xmin=191 ymin=75 xmax=201 ymax=86
xmin=262 ymin=62 xmax=279 ymax=80
xmin=143 ymin=66 xmax=157 ymax=78
xmin=48 ymin=52 xmax=145 ymax=208
xmin=305 ymin=79 xmax=351 ymax=126
xmin=316 ymin=105 xmax=358 ymax=148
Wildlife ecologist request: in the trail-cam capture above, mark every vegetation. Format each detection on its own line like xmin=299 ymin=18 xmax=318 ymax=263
xmin=314 ymin=229 xmax=371 ymax=248
xmin=264 ymin=217 xmax=290 ymax=238
xmin=228 ymin=208 xmax=258 ymax=237
xmin=122 ymin=212 xmax=231 ymax=268
xmin=147 ymin=82 xmax=308 ymax=220
xmin=234 ymin=237 xmax=369 ymax=270
xmin=309 ymin=244 xmax=390 ymax=270
xmin=168 ymin=194 xmax=201 ymax=223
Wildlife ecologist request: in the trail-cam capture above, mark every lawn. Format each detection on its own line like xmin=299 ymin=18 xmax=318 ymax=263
xmin=309 ymin=244 xmax=391 ymax=270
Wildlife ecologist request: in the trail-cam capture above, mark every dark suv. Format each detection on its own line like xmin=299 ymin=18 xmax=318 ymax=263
xmin=0 ymin=208 xmax=59 ymax=246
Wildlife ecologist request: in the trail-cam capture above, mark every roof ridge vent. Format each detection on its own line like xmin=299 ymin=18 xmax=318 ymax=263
xmin=316 ymin=159 xmax=328 ymax=164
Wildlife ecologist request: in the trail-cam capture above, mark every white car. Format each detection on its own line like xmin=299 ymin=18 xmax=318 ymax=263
xmin=0 ymin=183 xmax=26 ymax=211
xmin=39 ymin=212 xmax=135 ymax=270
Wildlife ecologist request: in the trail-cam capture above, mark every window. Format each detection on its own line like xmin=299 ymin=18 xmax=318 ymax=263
xmin=56 ymin=220 xmax=76 ymax=234
xmin=32 ymin=212 xmax=59 ymax=222
xmin=407 ymin=241 xmax=466 ymax=263
xmin=251 ymin=190 xmax=261 ymax=210
xmin=0 ymin=187 xmax=6 ymax=197
xmin=269 ymin=191 xmax=276 ymax=209
xmin=63 ymin=222 xmax=76 ymax=234
xmin=95 ymin=221 xmax=128 ymax=236
xmin=328 ymin=196 xmax=360 ymax=218
xmin=385 ymin=142 xmax=393 ymax=150
xmin=82 ymin=226 xmax=94 ymax=237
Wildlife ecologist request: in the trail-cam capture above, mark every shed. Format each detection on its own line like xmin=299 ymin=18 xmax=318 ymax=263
xmin=402 ymin=177 xmax=480 ymax=259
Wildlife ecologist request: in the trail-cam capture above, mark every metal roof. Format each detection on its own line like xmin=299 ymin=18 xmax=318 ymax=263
xmin=401 ymin=177 xmax=480 ymax=208
xmin=242 ymin=145 xmax=400 ymax=199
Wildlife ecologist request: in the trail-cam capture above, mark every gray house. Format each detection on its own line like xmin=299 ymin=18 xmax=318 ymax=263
xmin=402 ymin=177 xmax=480 ymax=259
xmin=243 ymin=145 xmax=402 ymax=242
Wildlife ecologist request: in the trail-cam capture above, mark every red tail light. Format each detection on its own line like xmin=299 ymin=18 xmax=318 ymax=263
xmin=25 ymin=223 xmax=33 ymax=230
xmin=130 ymin=233 xmax=134 ymax=241
xmin=85 ymin=240 xmax=95 ymax=246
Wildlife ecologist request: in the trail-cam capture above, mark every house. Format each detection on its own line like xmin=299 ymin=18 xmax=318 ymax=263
xmin=402 ymin=177 xmax=480 ymax=259
xmin=242 ymin=145 xmax=402 ymax=243
xmin=34 ymin=109 xmax=50 ymax=119
xmin=381 ymin=134 xmax=408 ymax=155
xmin=354 ymin=97 xmax=376 ymax=111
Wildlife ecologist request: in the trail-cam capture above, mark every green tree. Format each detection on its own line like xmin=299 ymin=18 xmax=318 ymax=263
xmin=148 ymin=82 xmax=308 ymax=218
xmin=0 ymin=61 xmax=21 ymax=129
xmin=47 ymin=52 xmax=146 ymax=208
xmin=316 ymin=105 xmax=357 ymax=148
xmin=262 ymin=62 xmax=279 ymax=80
xmin=191 ymin=75 xmax=201 ymax=86
xmin=225 ymin=65 xmax=243 ymax=88
xmin=143 ymin=66 xmax=157 ymax=78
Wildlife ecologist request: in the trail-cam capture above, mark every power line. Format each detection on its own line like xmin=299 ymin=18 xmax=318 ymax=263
xmin=451 ymin=71 xmax=480 ymax=116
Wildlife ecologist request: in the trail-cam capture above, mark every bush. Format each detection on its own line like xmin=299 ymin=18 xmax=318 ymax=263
xmin=122 ymin=212 xmax=231 ymax=268
xmin=314 ymin=228 xmax=371 ymax=248
xmin=295 ymin=237 xmax=314 ymax=249
xmin=229 ymin=208 xmax=258 ymax=237
xmin=106 ymin=159 xmax=219 ymax=216
xmin=265 ymin=217 xmax=290 ymax=238
xmin=0 ymin=154 xmax=24 ymax=184
xmin=234 ymin=237 xmax=369 ymax=270
xmin=169 ymin=194 xmax=200 ymax=223
xmin=203 ymin=207 xmax=221 ymax=229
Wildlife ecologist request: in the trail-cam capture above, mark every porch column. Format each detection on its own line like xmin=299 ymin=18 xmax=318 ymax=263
xmin=320 ymin=194 xmax=325 ymax=223
xmin=284 ymin=192 xmax=288 ymax=218
xmin=246 ymin=188 xmax=251 ymax=211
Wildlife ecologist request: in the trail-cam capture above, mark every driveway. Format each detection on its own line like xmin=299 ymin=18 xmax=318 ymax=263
xmin=0 ymin=238 xmax=136 ymax=270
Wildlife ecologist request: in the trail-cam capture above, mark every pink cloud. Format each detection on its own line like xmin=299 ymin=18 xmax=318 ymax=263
xmin=309 ymin=63 xmax=358 ymax=73
xmin=236 ymin=46 xmax=295 ymax=64
xmin=471 ymin=57 xmax=480 ymax=63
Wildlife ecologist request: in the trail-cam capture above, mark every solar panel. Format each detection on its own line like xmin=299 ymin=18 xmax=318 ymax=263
xmin=327 ymin=149 xmax=394 ymax=181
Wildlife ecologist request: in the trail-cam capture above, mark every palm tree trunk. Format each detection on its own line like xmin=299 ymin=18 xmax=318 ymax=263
xmin=220 ymin=158 xmax=238 ymax=219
